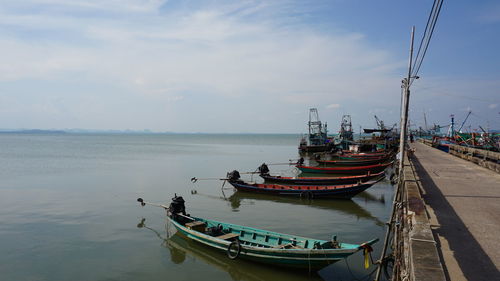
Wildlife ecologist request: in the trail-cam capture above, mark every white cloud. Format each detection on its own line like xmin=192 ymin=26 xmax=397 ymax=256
xmin=0 ymin=0 xmax=408 ymax=131
xmin=326 ymin=103 xmax=340 ymax=109
xmin=0 ymin=1 xmax=400 ymax=87
xmin=166 ymin=96 xmax=184 ymax=102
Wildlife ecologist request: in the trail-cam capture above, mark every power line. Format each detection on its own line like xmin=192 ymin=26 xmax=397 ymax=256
xmin=412 ymin=0 xmax=438 ymax=73
xmin=413 ymin=0 xmax=444 ymax=77
xmin=410 ymin=0 xmax=444 ymax=85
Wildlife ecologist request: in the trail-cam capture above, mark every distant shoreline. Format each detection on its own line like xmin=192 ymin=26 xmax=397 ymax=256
xmin=1 ymin=129 xmax=498 ymax=135
xmin=0 ymin=129 xmax=303 ymax=135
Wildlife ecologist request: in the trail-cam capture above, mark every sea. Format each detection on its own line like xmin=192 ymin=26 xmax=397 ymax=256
xmin=0 ymin=133 xmax=394 ymax=281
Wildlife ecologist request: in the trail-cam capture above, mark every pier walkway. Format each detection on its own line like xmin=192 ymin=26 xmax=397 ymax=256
xmin=410 ymin=141 xmax=500 ymax=281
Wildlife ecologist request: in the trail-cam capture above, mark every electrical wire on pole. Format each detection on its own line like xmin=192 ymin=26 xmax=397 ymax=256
xmin=410 ymin=0 xmax=444 ymax=85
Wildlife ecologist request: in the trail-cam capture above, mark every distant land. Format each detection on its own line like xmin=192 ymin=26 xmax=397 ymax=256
xmin=0 ymin=128 xmax=497 ymax=135
xmin=0 ymin=129 xmax=302 ymax=135
xmin=0 ymin=129 xmax=67 ymax=134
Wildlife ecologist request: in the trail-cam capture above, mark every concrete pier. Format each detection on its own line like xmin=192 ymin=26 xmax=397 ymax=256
xmin=410 ymin=141 xmax=500 ymax=281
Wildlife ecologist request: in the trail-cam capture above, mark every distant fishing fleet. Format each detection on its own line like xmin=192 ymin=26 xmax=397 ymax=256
xmin=421 ymin=113 xmax=500 ymax=153
xmin=138 ymin=108 xmax=400 ymax=272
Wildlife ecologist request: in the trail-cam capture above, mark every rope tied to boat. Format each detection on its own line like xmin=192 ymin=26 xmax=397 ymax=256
xmin=360 ymin=243 xmax=375 ymax=269
xmin=343 ymin=256 xmax=378 ymax=281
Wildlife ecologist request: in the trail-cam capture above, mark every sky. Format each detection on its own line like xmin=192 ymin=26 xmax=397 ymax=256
xmin=0 ymin=0 xmax=499 ymax=133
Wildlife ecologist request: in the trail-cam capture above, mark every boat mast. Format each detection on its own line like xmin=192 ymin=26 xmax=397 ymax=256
xmin=447 ymin=114 xmax=455 ymax=137
xmin=340 ymin=115 xmax=353 ymax=141
xmin=458 ymin=110 xmax=471 ymax=133
xmin=308 ymin=108 xmax=327 ymax=145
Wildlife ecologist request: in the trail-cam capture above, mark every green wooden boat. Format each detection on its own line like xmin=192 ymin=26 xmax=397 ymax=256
xmin=137 ymin=196 xmax=378 ymax=269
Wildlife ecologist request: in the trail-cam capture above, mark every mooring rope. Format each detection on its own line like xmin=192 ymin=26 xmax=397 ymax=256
xmin=343 ymin=257 xmax=378 ymax=281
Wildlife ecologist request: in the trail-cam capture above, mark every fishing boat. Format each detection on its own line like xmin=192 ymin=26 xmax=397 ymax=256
xmin=260 ymin=170 xmax=386 ymax=185
xmin=137 ymin=196 xmax=378 ymax=269
xmin=314 ymin=149 xmax=394 ymax=160
xmin=227 ymin=177 xmax=383 ymax=199
xmin=255 ymin=162 xmax=385 ymax=185
xmin=296 ymin=162 xmax=393 ymax=175
xmin=337 ymin=152 xmax=393 ymax=160
xmin=298 ymin=108 xmax=335 ymax=153
xmin=315 ymin=157 xmax=389 ymax=166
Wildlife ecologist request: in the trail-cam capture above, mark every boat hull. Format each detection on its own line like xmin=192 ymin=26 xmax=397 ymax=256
xmin=297 ymin=162 xmax=393 ymax=175
xmin=229 ymin=179 xmax=382 ymax=198
xmin=299 ymin=144 xmax=333 ymax=153
xmin=260 ymin=171 xmax=385 ymax=185
xmin=316 ymin=157 xmax=389 ymax=166
xmin=319 ymin=150 xmax=394 ymax=160
xmin=168 ymin=216 xmax=377 ymax=269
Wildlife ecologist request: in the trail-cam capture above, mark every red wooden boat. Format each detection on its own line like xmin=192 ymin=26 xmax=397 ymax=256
xmin=227 ymin=177 xmax=384 ymax=199
xmin=315 ymin=157 xmax=388 ymax=166
xmin=296 ymin=162 xmax=393 ymax=175
xmin=260 ymin=171 xmax=385 ymax=185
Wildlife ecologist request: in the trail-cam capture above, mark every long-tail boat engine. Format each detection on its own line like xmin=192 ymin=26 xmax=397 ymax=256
xmin=258 ymin=163 xmax=270 ymax=175
xmin=168 ymin=194 xmax=187 ymax=222
xmin=226 ymin=170 xmax=242 ymax=183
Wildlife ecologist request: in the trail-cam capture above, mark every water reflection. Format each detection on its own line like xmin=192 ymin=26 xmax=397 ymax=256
xmin=189 ymin=189 xmax=385 ymax=227
xmin=227 ymin=192 xmax=385 ymax=226
xmin=137 ymin=219 xmax=322 ymax=281
xmin=356 ymin=190 xmax=386 ymax=204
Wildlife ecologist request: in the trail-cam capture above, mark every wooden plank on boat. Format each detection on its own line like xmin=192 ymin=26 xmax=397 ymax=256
xmin=273 ymin=243 xmax=304 ymax=249
xmin=216 ymin=233 xmax=240 ymax=240
xmin=185 ymin=221 xmax=206 ymax=232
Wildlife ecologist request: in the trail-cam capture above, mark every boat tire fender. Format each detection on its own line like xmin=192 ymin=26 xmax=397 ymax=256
xmin=300 ymin=191 xmax=313 ymax=200
xmin=389 ymin=173 xmax=398 ymax=185
xmin=227 ymin=240 xmax=241 ymax=260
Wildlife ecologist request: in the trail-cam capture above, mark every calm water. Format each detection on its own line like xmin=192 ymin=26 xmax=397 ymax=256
xmin=0 ymin=133 xmax=394 ymax=281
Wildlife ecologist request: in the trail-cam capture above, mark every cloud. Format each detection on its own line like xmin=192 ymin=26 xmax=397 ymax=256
xmin=0 ymin=1 xmax=400 ymax=91
xmin=326 ymin=103 xmax=340 ymax=109
xmin=166 ymin=96 xmax=184 ymax=102
xmin=489 ymin=103 xmax=498 ymax=109
xmin=0 ymin=0 xmax=407 ymax=132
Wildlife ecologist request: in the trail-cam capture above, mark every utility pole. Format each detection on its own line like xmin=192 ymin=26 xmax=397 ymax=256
xmin=423 ymin=111 xmax=428 ymax=131
xmin=398 ymin=26 xmax=415 ymax=179
xmin=375 ymin=26 xmax=415 ymax=281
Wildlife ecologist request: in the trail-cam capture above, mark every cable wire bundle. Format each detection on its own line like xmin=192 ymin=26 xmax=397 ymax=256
xmin=410 ymin=0 xmax=445 ymax=85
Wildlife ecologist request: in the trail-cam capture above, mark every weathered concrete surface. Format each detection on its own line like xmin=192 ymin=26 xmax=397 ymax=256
xmin=404 ymin=171 xmax=446 ymax=281
xmin=410 ymin=142 xmax=500 ymax=281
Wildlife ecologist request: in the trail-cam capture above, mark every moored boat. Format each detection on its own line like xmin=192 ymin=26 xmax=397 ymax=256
xmin=337 ymin=152 xmax=393 ymax=160
xmin=259 ymin=170 xmax=386 ymax=185
xmin=315 ymin=157 xmax=389 ymax=166
xmin=137 ymin=196 xmax=378 ymax=269
xmin=297 ymin=162 xmax=393 ymax=175
xmin=227 ymin=177 xmax=383 ymax=199
xmin=314 ymin=150 xmax=394 ymax=160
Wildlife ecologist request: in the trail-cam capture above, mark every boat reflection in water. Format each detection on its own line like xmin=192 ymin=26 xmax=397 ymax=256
xmin=137 ymin=218 xmax=322 ymax=281
xmin=226 ymin=192 xmax=385 ymax=227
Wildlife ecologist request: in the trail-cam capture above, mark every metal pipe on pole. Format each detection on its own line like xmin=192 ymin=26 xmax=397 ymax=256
xmin=374 ymin=26 xmax=415 ymax=281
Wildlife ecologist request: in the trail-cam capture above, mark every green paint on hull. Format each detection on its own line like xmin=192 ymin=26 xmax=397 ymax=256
xmin=168 ymin=216 xmax=378 ymax=269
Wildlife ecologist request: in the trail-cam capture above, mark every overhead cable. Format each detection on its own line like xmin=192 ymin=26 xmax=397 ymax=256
xmin=410 ymin=0 xmax=444 ymax=85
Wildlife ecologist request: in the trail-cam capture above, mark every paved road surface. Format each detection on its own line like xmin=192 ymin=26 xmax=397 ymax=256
xmin=411 ymin=142 xmax=500 ymax=281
